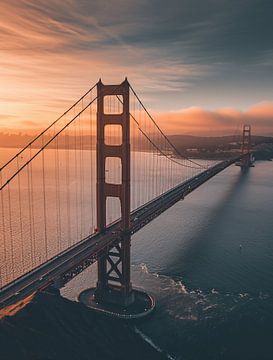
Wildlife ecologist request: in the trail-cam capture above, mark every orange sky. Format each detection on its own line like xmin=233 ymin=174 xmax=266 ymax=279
xmin=154 ymin=102 xmax=273 ymax=136
xmin=1 ymin=1 xmax=273 ymax=137
xmin=1 ymin=100 xmax=273 ymax=136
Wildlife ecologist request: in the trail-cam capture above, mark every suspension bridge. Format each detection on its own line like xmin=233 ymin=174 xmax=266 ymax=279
xmin=0 ymin=79 xmax=252 ymax=317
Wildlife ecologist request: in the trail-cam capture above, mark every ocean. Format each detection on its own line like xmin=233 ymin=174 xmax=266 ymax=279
xmin=62 ymin=161 xmax=273 ymax=359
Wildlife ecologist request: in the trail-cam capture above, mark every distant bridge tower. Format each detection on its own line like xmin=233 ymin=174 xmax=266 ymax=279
xmin=240 ymin=124 xmax=253 ymax=168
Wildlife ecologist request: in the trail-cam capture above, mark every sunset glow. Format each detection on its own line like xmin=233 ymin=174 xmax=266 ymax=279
xmin=1 ymin=1 xmax=273 ymax=137
xmin=1 ymin=2 xmax=273 ymax=359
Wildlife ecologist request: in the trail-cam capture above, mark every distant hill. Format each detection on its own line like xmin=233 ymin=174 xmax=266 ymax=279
xmin=1 ymin=132 xmax=272 ymax=160
xmin=0 ymin=132 xmax=35 ymax=149
xmin=167 ymin=134 xmax=273 ymax=160
xmin=0 ymin=132 xmax=97 ymax=150
xmin=168 ymin=134 xmax=273 ymax=149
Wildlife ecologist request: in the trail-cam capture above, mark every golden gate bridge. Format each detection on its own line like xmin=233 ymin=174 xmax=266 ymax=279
xmin=0 ymin=79 xmax=252 ymax=318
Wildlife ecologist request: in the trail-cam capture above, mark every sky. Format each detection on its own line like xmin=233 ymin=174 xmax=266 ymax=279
xmin=0 ymin=0 xmax=273 ymax=135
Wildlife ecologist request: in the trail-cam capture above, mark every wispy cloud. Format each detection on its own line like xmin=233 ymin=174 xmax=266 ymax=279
xmin=0 ymin=0 xmax=272 ymax=134
xmin=0 ymin=0 xmax=208 ymax=131
xmin=155 ymin=101 xmax=273 ymax=135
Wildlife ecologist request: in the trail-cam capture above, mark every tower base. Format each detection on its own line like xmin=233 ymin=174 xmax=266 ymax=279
xmin=78 ymin=287 xmax=155 ymax=319
xmin=94 ymin=284 xmax=135 ymax=307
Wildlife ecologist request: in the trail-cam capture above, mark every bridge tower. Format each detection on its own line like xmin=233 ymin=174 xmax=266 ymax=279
xmin=94 ymin=78 xmax=134 ymax=306
xmin=78 ymin=79 xmax=155 ymax=317
xmin=240 ymin=124 xmax=253 ymax=168
xmin=78 ymin=79 xmax=154 ymax=317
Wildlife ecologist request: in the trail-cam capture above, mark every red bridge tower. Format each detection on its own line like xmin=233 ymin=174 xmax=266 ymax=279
xmin=79 ymin=79 xmax=154 ymax=318
xmin=95 ymin=79 xmax=133 ymax=306
xmin=240 ymin=124 xmax=253 ymax=168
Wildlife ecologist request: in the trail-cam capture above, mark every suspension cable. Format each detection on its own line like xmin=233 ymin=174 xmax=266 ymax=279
xmin=129 ymin=84 xmax=206 ymax=169
xmin=116 ymin=95 xmax=204 ymax=170
xmin=0 ymin=95 xmax=98 ymax=191
xmin=0 ymin=84 xmax=97 ymax=172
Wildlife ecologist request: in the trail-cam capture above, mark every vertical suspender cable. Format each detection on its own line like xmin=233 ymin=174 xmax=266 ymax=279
xmin=27 ymin=155 xmax=34 ymax=268
xmin=0 ymin=172 xmax=7 ymax=286
xmin=41 ymin=135 xmax=48 ymax=260
xmin=7 ymin=183 xmax=15 ymax=281
xmin=89 ymin=90 xmax=94 ymax=233
xmin=29 ymin=145 xmax=36 ymax=265
xmin=16 ymin=156 xmax=25 ymax=272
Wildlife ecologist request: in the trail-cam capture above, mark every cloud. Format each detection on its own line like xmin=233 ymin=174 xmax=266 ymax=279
xmin=3 ymin=101 xmax=273 ymax=137
xmin=154 ymin=101 xmax=273 ymax=136
xmin=0 ymin=0 xmax=272 ymax=134
xmin=0 ymin=114 xmax=17 ymax=120
xmin=0 ymin=0 xmax=209 ymax=131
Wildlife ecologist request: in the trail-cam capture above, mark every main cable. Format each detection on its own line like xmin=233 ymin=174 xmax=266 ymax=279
xmin=129 ymin=84 xmax=206 ymax=169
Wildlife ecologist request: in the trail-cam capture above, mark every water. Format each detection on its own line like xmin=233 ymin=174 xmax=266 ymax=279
xmin=62 ymin=161 xmax=273 ymax=359
xmin=0 ymin=147 xmax=205 ymax=287
xmin=2 ymin=147 xmax=273 ymax=359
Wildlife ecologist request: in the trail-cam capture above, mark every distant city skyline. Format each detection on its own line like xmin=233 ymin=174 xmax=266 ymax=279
xmin=1 ymin=0 xmax=273 ymax=135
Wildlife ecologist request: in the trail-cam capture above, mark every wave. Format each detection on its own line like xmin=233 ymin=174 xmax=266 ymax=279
xmin=134 ymin=327 xmax=177 ymax=360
